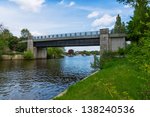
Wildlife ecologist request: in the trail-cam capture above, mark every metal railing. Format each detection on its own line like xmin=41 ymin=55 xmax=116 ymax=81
xmin=33 ymin=31 xmax=100 ymax=40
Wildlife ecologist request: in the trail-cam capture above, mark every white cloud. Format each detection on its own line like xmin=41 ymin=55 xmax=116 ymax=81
xmin=92 ymin=14 xmax=116 ymax=28
xmin=87 ymin=11 xmax=99 ymax=18
xmin=31 ymin=31 xmax=42 ymax=36
xmin=68 ymin=1 xmax=75 ymax=7
xmin=58 ymin=0 xmax=75 ymax=7
xmin=124 ymin=4 xmax=132 ymax=8
xmin=9 ymin=0 xmax=45 ymax=12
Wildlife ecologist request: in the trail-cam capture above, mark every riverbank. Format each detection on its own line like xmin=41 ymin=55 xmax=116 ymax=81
xmin=54 ymin=58 xmax=150 ymax=100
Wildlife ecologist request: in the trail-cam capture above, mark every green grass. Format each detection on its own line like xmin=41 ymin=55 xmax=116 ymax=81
xmin=55 ymin=58 xmax=150 ymax=100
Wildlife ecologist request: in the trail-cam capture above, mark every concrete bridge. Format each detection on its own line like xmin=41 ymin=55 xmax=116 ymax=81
xmin=27 ymin=28 xmax=126 ymax=59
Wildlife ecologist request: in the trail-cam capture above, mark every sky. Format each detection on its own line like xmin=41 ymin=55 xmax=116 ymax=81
xmin=0 ymin=0 xmax=133 ymax=51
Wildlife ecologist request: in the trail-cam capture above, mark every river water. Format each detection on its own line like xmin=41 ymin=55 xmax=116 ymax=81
xmin=0 ymin=56 xmax=96 ymax=100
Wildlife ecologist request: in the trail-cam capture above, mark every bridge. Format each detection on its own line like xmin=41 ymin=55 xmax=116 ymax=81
xmin=27 ymin=28 xmax=126 ymax=59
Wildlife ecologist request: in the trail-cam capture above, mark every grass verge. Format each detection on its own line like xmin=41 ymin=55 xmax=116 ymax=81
xmin=54 ymin=58 xmax=150 ymax=100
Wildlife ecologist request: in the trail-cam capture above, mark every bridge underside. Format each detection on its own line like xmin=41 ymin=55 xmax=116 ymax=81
xmin=33 ymin=38 xmax=100 ymax=47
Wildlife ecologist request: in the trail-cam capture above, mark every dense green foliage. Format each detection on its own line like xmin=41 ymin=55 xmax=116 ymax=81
xmin=23 ymin=50 xmax=34 ymax=60
xmin=127 ymin=0 xmax=150 ymax=42
xmin=7 ymin=36 xmax=18 ymax=51
xmin=47 ymin=47 xmax=64 ymax=59
xmin=128 ymin=22 xmax=150 ymax=74
xmin=55 ymin=58 xmax=150 ymax=100
xmin=0 ymin=39 xmax=5 ymax=57
xmin=0 ymin=25 xmax=27 ymax=56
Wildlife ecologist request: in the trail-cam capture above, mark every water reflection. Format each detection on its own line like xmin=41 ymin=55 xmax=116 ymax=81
xmin=0 ymin=56 xmax=96 ymax=100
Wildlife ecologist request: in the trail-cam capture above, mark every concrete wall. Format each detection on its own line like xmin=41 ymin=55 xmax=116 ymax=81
xmin=100 ymin=29 xmax=109 ymax=55
xmin=35 ymin=47 xmax=47 ymax=59
xmin=100 ymin=29 xmax=126 ymax=54
xmin=1 ymin=55 xmax=24 ymax=60
xmin=110 ymin=37 xmax=125 ymax=51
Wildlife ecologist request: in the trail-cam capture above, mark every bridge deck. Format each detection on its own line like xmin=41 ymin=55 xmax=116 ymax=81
xmin=33 ymin=31 xmax=100 ymax=41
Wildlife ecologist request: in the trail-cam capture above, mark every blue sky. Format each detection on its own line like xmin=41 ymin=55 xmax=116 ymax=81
xmin=0 ymin=0 xmax=133 ymax=51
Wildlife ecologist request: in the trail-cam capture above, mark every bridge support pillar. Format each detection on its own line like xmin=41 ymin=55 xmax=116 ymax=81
xmin=27 ymin=36 xmax=47 ymax=59
xmin=27 ymin=35 xmax=34 ymax=53
xmin=34 ymin=47 xmax=47 ymax=59
xmin=100 ymin=28 xmax=110 ymax=55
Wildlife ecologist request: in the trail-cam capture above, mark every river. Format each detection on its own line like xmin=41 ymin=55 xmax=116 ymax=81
xmin=0 ymin=55 xmax=96 ymax=100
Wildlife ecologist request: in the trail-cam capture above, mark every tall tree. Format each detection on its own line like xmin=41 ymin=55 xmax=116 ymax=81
xmin=113 ymin=14 xmax=126 ymax=33
xmin=117 ymin=0 xmax=150 ymax=42
xmin=20 ymin=29 xmax=31 ymax=40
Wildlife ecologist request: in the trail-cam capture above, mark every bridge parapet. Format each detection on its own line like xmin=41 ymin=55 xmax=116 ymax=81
xmin=33 ymin=31 xmax=100 ymax=40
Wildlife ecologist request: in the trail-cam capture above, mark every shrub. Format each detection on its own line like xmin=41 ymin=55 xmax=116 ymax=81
xmin=91 ymin=55 xmax=100 ymax=69
xmin=23 ymin=50 xmax=34 ymax=60
xmin=47 ymin=47 xmax=64 ymax=59
xmin=16 ymin=42 xmax=27 ymax=52
xmin=118 ymin=47 xmax=126 ymax=56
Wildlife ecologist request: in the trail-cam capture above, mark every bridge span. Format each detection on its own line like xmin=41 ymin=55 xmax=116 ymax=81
xmin=32 ymin=31 xmax=100 ymax=47
xmin=27 ymin=28 xmax=126 ymax=59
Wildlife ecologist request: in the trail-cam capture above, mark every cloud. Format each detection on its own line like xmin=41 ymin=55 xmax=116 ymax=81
xmin=124 ymin=4 xmax=132 ymax=8
xmin=68 ymin=1 xmax=75 ymax=7
xmin=58 ymin=0 xmax=75 ymax=7
xmin=31 ymin=31 xmax=42 ymax=36
xmin=92 ymin=14 xmax=116 ymax=28
xmin=9 ymin=0 xmax=45 ymax=12
xmin=87 ymin=11 xmax=99 ymax=18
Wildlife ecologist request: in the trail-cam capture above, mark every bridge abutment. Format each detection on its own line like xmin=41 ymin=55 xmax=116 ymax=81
xmin=100 ymin=28 xmax=126 ymax=56
xmin=27 ymin=36 xmax=47 ymax=59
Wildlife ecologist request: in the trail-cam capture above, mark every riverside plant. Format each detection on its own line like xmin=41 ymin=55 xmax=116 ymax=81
xmin=23 ymin=50 xmax=34 ymax=60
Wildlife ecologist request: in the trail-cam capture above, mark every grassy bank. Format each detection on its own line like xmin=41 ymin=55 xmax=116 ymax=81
xmin=55 ymin=58 xmax=150 ymax=100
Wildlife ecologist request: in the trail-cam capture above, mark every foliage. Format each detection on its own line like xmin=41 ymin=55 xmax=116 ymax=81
xmin=117 ymin=0 xmax=150 ymax=42
xmin=7 ymin=36 xmax=19 ymax=51
xmin=16 ymin=42 xmax=27 ymax=52
xmin=47 ymin=47 xmax=64 ymax=59
xmin=67 ymin=49 xmax=75 ymax=55
xmin=0 ymin=39 xmax=5 ymax=57
xmin=113 ymin=14 xmax=126 ymax=34
xmin=118 ymin=47 xmax=127 ymax=56
xmin=21 ymin=29 xmax=31 ymax=40
xmin=117 ymin=0 xmax=149 ymax=6
xmin=23 ymin=50 xmax=34 ymax=60
xmin=128 ymin=23 xmax=150 ymax=74
xmin=91 ymin=55 xmax=100 ymax=69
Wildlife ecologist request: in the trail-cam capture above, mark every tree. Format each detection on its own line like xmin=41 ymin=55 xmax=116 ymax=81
xmin=0 ymin=39 xmax=5 ymax=56
xmin=117 ymin=0 xmax=149 ymax=6
xmin=68 ymin=49 xmax=74 ymax=55
xmin=117 ymin=0 xmax=150 ymax=42
xmin=20 ymin=29 xmax=31 ymax=40
xmin=47 ymin=47 xmax=64 ymax=59
xmin=0 ymin=24 xmax=4 ymax=34
xmin=1 ymin=29 xmax=13 ymax=40
xmin=8 ymin=36 xmax=19 ymax=51
xmin=114 ymin=14 xmax=126 ymax=33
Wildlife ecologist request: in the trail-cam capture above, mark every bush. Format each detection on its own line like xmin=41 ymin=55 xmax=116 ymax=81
xmin=47 ymin=47 xmax=64 ymax=59
xmin=91 ymin=55 xmax=100 ymax=69
xmin=16 ymin=42 xmax=27 ymax=52
xmin=23 ymin=50 xmax=34 ymax=60
xmin=118 ymin=48 xmax=126 ymax=56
